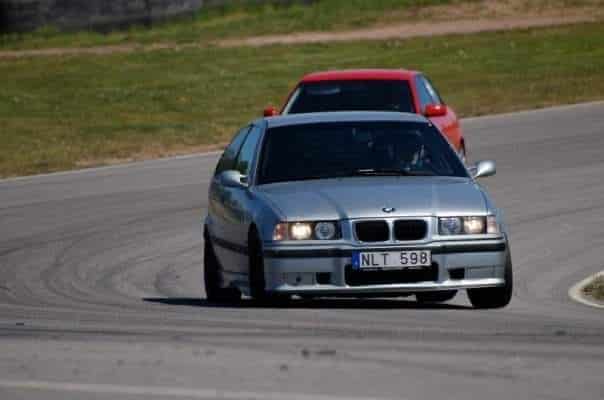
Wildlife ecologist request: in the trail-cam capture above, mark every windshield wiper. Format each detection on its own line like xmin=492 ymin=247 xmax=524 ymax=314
xmin=349 ymin=168 xmax=435 ymax=176
xmin=279 ymin=173 xmax=345 ymax=182
xmin=262 ymin=169 xmax=435 ymax=184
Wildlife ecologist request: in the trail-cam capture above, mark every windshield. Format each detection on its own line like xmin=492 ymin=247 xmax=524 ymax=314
xmin=284 ymin=80 xmax=415 ymax=114
xmin=257 ymin=121 xmax=467 ymax=184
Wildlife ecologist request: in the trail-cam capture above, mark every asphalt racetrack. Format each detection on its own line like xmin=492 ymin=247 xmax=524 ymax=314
xmin=0 ymin=102 xmax=603 ymax=400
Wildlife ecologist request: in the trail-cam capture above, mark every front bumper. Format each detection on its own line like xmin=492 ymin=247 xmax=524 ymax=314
xmin=263 ymin=240 xmax=507 ymax=295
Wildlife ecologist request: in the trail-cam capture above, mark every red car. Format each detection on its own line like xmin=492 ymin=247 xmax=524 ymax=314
xmin=264 ymin=69 xmax=466 ymax=160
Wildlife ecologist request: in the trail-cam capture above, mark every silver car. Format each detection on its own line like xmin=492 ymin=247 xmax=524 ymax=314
xmin=203 ymin=112 xmax=512 ymax=308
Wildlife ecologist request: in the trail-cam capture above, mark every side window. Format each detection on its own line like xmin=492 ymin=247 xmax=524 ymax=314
xmin=415 ymin=76 xmax=433 ymax=112
xmin=234 ymin=125 xmax=262 ymax=177
xmin=282 ymin=87 xmax=301 ymax=115
xmin=214 ymin=126 xmax=250 ymax=176
xmin=422 ymin=76 xmax=444 ymax=105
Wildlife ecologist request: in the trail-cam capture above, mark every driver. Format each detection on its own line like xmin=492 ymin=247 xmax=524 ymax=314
xmin=396 ymin=133 xmax=424 ymax=170
xmin=372 ymin=132 xmax=425 ymax=170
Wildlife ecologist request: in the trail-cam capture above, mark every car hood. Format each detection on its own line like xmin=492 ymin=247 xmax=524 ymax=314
xmin=254 ymin=176 xmax=487 ymax=221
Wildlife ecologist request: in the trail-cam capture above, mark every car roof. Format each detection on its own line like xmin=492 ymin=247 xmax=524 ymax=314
xmin=261 ymin=111 xmax=428 ymax=128
xmin=300 ymin=69 xmax=418 ymax=83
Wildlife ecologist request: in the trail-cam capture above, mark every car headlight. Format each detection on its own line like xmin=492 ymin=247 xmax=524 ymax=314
xmin=439 ymin=217 xmax=463 ymax=235
xmin=315 ymin=222 xmax=337 ymax=240
xmin=463 ymin=216 xmax=485 ymax=234
xmin=291 ymin=223 xmax=313 ymax=240
xmin=486 ymin=215 xmax=500 ymax=234
xmin=273 ymin=221 xmax=340 ymax=241
xmin=439 ymin=216 xmax=500 ymax=235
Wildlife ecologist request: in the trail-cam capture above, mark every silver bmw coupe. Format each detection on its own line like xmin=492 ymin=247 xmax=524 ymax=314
xmin=203 ymin=112 xmax=512 ymax=308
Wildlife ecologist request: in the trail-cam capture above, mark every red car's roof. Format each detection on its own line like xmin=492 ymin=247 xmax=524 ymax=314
xmin=300 ymin=69 xmax=417 ymax=83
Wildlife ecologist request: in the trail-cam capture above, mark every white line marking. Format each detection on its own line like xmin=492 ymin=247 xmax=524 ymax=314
xmin=568 ymin=270 xmax=604 ymax=309
xmin=0 ymin=380 xmax=398 ymax=400
xmin=0 ymin=151 xmax=222 ymax=184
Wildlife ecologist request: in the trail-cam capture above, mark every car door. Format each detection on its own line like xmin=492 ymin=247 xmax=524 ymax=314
xmin=208 ymin=125 xmax=251 ymax=273
xmin=214 ymin=124 xmax=263 ymax=275
xmin=415 ymin=75 xmax=462 ymax=150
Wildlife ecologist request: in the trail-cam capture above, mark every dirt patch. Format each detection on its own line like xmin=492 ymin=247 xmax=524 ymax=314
xmin=0 ymin=15 xmax=594 ymax=59
xmin=218 ymin=0 xmax=603 ymax=47
xmin=218 ymin=15 xmax=597 ymax=47
xmin=0 ymin=42 xmax=194 ymax=59
xmin=413 ymin=0 xmax=602 ymax=19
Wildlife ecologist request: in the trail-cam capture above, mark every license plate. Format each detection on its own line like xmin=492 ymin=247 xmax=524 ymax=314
xmin=352 ymin=250 xmax=431 ymax=270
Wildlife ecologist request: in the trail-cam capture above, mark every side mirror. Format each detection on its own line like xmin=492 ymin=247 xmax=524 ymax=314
xmin=469 ymin=160 xmax=496 ymax=179
xmin=424 ymin=104 xmax=447 ymax=118
xmin=220 ymin=170 xmax=248 ymax=188
xmin=263 ymin=106 xmax=279 ymax=117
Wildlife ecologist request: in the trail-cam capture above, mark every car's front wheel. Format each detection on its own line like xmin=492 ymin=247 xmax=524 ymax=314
xmin=203 ymin=234 xmax=241 ymax=303
xmin=248 ymin=229 xmax=289 ymax=304
xmin=467 ymin=251 xmax=513 ymax=309
xmin=416 ymin=290 xmax=457 ymax=303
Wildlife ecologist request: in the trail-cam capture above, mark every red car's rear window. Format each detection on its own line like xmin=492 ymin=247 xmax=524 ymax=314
xmin=285 ymin=80 xmax=415 ymax=114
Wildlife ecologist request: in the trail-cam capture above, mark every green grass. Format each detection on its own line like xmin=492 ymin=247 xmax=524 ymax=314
xmin=0 ymin=0 xmax=463 ymax=50
xmin=1 ymin=22 xmax=604 ymax=177
xmin=583 ymin=276 xmax=604 ymax=302
xmin=1 ymin=0 xmax=601 ymax=51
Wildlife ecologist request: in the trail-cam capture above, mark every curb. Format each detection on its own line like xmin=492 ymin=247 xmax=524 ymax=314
xmin=568 ymin=271 xmax=604 ymax=309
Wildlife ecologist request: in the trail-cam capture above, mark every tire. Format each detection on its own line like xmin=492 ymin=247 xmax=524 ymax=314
xmin=416 ymin=290 xmax=457 ymax=303
xmin=203 ymin=234 xmax=241 ymax=303
xmin=467 ymin=251 xmax=513 ymax=309
xmin=248 ymin=229 xmax=289 ymax=304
